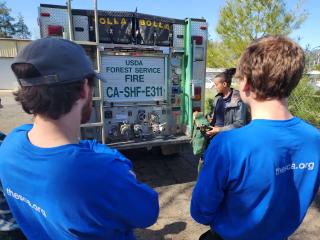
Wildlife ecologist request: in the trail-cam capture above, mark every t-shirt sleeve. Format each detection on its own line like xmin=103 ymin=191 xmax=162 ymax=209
xmin=190 ymin=133 xmax=229 ymax=225
xmin=80 ymin=140 xmax=130 ymax=165
xmin=103 ymin=156 xmax=159 ymax=228
xmin=75 ymin=147 xmax=159 ymax=231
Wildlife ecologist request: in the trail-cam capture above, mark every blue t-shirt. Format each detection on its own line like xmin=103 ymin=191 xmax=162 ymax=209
xmin=191 ymin=117 xmax=320 ymax=240
xmin=0 ymin=133 xmax=20 ymax=231
xmin=0 ymin=125 xmax=159 ymax=239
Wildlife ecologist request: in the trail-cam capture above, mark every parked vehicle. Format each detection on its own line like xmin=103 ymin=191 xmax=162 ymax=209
xmin=38 ymin=3 xmax=208 ymax=150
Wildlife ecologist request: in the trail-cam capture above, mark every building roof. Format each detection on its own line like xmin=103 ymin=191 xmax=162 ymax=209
xmin=307 ymin=70 xmax=320 ymax=75
xmin=0 ymin=39 xmax=31 ymax=58
xmin=206 ymin=68 xmax=225 ymax=73
xmin=0 ymin=38 xmax=32 ymax=42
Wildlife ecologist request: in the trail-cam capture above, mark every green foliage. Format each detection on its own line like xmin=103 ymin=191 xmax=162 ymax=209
xmin=14 ymin=13 xmax=31 ymax=39
xmin=204 ymin=89 xmax=215 ymax=115
xmin=0 ymin=1 xmax=31 ymax=39
xmin=0 ymin=1 xmax=15 ymax=37
xmin=206 ymin=41 xmax=235 ymax=68
xmin=213 ymin=0 xmax=307 ymax=66
xmin=289 ymin=76 xmax=320 ymax=128
xmin=205 ymin=97 xmax=213 ymax=116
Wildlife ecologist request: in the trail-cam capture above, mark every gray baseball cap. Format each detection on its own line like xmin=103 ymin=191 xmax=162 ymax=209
xmin=12 ymin=37 xmax=98 ymax=86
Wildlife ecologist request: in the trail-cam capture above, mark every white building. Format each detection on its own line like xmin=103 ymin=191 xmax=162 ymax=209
xmin=0 ymin=38 xmax=31 ymax=90
xmin=307 ymin=70 xmax=320 ymax=90
xmin=205 ymin=68 xmax=224 ymax=89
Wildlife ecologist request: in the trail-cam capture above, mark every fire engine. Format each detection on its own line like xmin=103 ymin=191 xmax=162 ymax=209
xmin=38 ymin=2 xmax=208 ymax=151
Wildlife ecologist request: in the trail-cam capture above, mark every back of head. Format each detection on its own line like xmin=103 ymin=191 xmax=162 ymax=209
xmin=236 ymin=35 xmax=305 ymax=100
xmin=215 ymin=68 xmax=236 ymax=87
xmin=11 ymin=38 xmax=96 ymax=119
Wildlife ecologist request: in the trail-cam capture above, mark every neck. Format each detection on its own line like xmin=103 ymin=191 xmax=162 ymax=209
xmin=223 ymin=88 xmax=232 ymax=98
xmin=28 ymin=107 xmax=82 ymax=148
xmin=249 ymin=98 xmax=293 ymax=120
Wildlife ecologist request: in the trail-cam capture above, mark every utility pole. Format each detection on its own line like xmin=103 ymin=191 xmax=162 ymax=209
xmin=66 ymin=0 xmax=74 ymax=40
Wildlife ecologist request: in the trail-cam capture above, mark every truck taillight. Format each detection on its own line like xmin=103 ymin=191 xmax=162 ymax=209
xmin=193 ymin=107 xmax=201 ymax=112
xmin=41 ymin=12 xmax=50 ymax=17
xmin=193 ymin=86 xmax=202 ymax=100
xmin=131 ymin=52 xmax=142 ymax=57
xmin=48 ymin=25 xmax=63 ymax=37
xmin=192 ymin=36 xmax=203 ymax=45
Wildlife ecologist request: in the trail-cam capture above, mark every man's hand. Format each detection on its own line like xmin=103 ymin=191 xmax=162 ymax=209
xmin=206 ymin=127 xmax=220 ymax=137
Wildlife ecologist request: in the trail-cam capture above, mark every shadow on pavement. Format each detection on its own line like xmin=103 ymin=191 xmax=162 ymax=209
xmin=121 ymin=147 xmax=198 ymax=188
xmin=135 ymin=221 xmax=187 ymax=240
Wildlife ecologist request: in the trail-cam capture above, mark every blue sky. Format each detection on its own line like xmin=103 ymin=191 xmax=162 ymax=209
xmin=5 ymin=0 xmax=320 ymax=50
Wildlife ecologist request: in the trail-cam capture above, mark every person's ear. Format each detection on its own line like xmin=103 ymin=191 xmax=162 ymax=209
xmin=240 ymin=77 xmax=250 ymax=93
xmin=80 ymin=79 xmax=90 ymax=99
xmin=222 ymin=81 xmax=228 ymax=88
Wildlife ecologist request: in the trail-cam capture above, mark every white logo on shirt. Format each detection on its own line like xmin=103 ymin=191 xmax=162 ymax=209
xmin=6 ymin=188 xmax=47 ymax=218
xmin=275 ymin=162 xmax=315 ymax=175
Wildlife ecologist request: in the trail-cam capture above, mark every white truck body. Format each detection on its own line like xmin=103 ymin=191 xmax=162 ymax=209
xmin=38 ymin=4 xmax=208 ymax=150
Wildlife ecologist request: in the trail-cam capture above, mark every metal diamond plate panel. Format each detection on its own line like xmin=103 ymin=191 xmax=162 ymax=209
xmin=39 ymin=7 xmax=68 ymax=38
xmin=191 ymin=20 xmax=207 ymax=84
xmin=191 ymin=21 xmax=208 ymax=46
xmin=192 ymin=61 xmax=205 ymax=81
xmin=73 ymin=15 xmax=89 ymax=41
xmin=173 ymin=24 xmax=184 ymax=49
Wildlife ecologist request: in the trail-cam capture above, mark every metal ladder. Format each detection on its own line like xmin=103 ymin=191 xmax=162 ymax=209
xmin=66 ymin=0 xmax=106 ymax=144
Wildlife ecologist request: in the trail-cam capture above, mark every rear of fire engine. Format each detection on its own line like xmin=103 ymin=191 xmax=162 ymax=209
xmin=38 ymin=3 xmax=208 ymax=150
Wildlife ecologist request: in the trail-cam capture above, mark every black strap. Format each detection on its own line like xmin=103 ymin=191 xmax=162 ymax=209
xmin=18 ymin=75 xmax=60 ymax=86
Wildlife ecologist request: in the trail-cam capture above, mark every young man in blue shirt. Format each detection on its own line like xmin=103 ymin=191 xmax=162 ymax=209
xmin=191 ymin=36 xmax=320 ymax=240
xmin=0 ymin=38 xmax=159 ymax=239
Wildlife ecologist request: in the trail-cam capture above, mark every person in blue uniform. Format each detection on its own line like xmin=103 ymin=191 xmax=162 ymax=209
xmin=191 ymin=36 xmax=320 ymax=240
xmin=0 ymin=38 xmax=159 ymax=240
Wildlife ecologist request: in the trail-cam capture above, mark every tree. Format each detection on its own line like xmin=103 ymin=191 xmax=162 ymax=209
xmin=304 ymin=47 xmax=320 ymax=71
xmin=14 ymin=13 xmax=31 ymax=39
xmin=0 ymin=1 xmax=15 ymax=38
xmin=289 ymin=76 xmax=320 ymax=128
xmin=207 ymin=40 xmax=234 ymax=68
xmin=214 ymin=0 xmax=307 ymax=66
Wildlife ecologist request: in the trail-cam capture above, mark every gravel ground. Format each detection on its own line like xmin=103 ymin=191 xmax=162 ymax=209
xmin=0 ymin=90 xmax=319 ymax=240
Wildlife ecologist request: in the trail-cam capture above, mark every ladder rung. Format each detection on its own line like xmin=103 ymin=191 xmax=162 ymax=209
xmin=81 ymin=122 xmax=104 ymax=128
xmin=92 ymin=97 xmax=101 ymax=101
xmin=74 ymin=40 xmax=98 ymax=46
